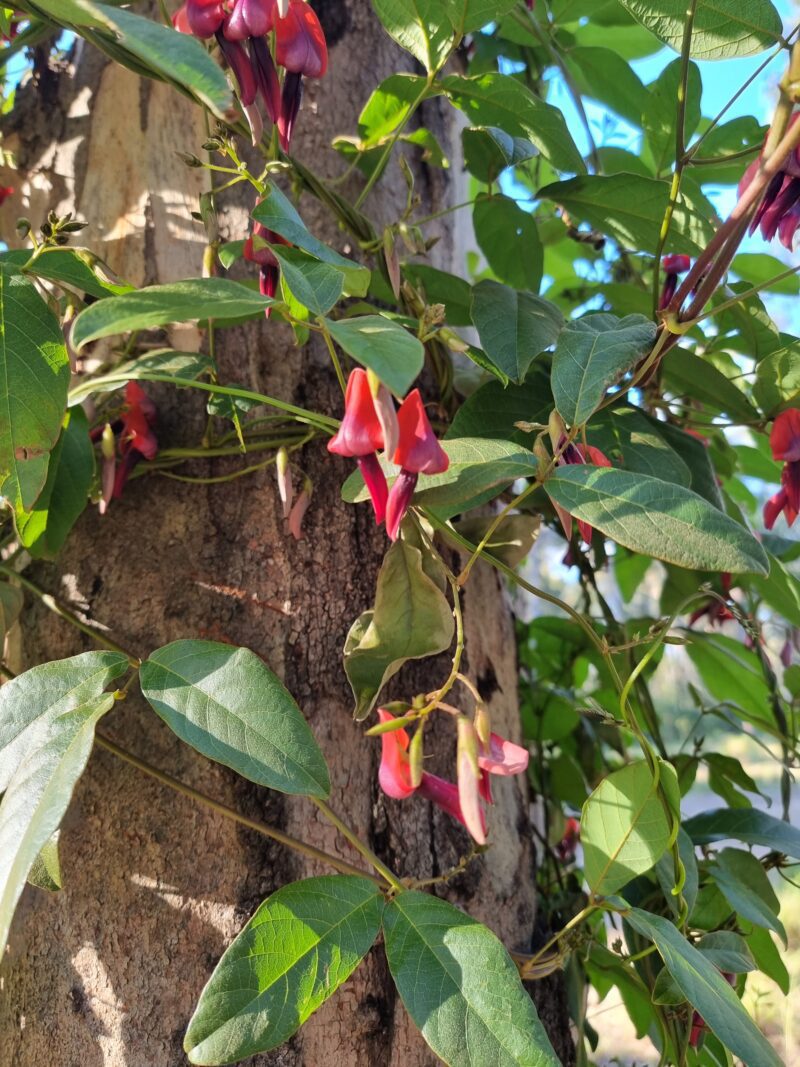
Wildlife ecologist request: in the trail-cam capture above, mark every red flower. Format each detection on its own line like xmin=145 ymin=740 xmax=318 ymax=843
xmin=0 ymin=185 xmax=14 ymax=206
xmin=385 ymin=390 xmax=449 ymax=541
xmin=111 ymin=382 xmax=158 ymax=501
xmin=764 ymin=409 xmax=800 ymax=529
xmin=556 ymin=817 xmax=580 ymax=863
xmin=327 ymin=369 xmax=388 ymax=523
xmin=554 ymin=440 xmax=612 ymax=545
xmin=244 ymin=215 xmax=289 ymax=310
xmin=739 ymin=116 xmax=800 ymax=250
xmin=658 ymin=253 xmax=691 ymax=310
xmin=688 ymin=573 xmax=735 ymax=627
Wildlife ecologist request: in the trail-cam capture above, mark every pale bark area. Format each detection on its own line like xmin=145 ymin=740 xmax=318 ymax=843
xmin=0 ymin=6 xmax=573 ymax=1065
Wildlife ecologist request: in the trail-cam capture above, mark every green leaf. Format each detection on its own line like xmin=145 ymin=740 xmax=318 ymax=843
xmin=0 ymin=265 xmax=70 ymax=517
xmin=587 ymin=407 xmax=691 ymax=487
xmin=324 ymin=315 xmax=424 ymax=396
xmin=446 ymin=366 xmax=553 ymax=443
xmin=625 ymin=908 xmax=781 ymax=1066
xmin=462 ymin=126 xmax=536 ymax=184
xmin=545 ymin=466 xmax=768 ymax=575
xmin=16 ymin=408 xmax=94 ymax=558
xmin=443 ymin=0 xmax=518 ymax=36
xmin=383 ymin=890 xmax=560 ymax=1067
xmin=0 ymin=582 xmax=24 ymax=638
xmin=685 ymin=808 xmax=800 ymax=858
xmin=139 ymin=640 xmax=330 ymax=797
xmin=252 ymin=183 xmax=370 ymax=296
xmin=270 ymin=246 xmax=343 ymax=315
xmin=733 ymin=252 xmax=800 ymax=296
xmin=684 ymin=633 xmax=772 ymax=726
xmin=344 ymin=540 xmax=454 ymax=719
xmin=695 ymin=931 xmax=756 ymax=974
xmin=72 ymin=279 xmax=274 ymax=349
xmin=753 ymin=345 xmax=800 ymax=415
xmin=452 ymin=514 xmax=540 ymax=569
xmin=650 ymin=417 xmax=724 ymax=508
xmin=539 ymin=174 xmax=714 ymax=256
xmin=709 ymin=848 xmax=786 ymax=944
xmin=442 ymin=73 xmax=585 ymax=174
xmin=370 ymin=0 xmax=454 ymax=71
xmin=552 ymin=313 xmax=655 ymax=425
xmin=643 ymin=59 xmax=702 ymax=174
xmin=28 ymin=0 xmax=232 ymax=115
xmin=470 ymin=280 xmax=563 ymax=385
xmin=473 ymin=196 xmax=543 ymax=293
xmin=664 ymin=348 xmax=760 ymax=422
xmin=744 ymin=923 xmax=789 ymax=994
xmin=750 ymin=550 xmax=800 ymax=627
xmin=581 ymin=760 xmax=675 ymax=896
xmin=22 ymin=247 xmax=133 ymax=299
xmin=357 ymin=73 xmax=430 ymax=145
xmin=0 ymin=691 xmax=115 ymax=953
xmin=618 ymin=0 xmax=783 ymax=60
xmin=403 ymin=264 xmax=473 ymax=326
xmin=655 ymin=827 xmax=698 ymax=918
xmin=185 ymin=876 xmax=383 ymax=1064
xmin=563 ymin=45 xmax=646 ymax=126
xmin=26 ymin=830 xmax=62 ymax=893
xmin=0 ymin=650 xmax=129 ymax=793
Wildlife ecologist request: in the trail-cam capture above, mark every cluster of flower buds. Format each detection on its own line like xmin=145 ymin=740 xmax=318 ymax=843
xmin=94 ymin=382 xmax=158 ymax=514
xmin=658 ymin=253 xmax=691 ymax=310
xmin=174 ymin=0 xmax=327 ymax=149
xmin=327 ymin=368 xmax=449 ymax=540
xmin=764 ymin=408 xmax=800 ymax=529
xmin=739 ymin=114 xmax=800 ymax=250
xmin=376 ymin=708 xmax=529 ymax=844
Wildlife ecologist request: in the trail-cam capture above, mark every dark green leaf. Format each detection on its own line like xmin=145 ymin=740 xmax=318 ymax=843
xmin=649 ymin=417 xmax=724 ymax=508
xmin=750 ymin=551 xmax=800 ymax=628
xmin=271 ymin=246 xmax=343 ymax=315
xmin=473 ymin=196 xmax=543 ymax=292
xmin=185 ymin=876 xmax=383 ymax=1064
xmin=709 ymin=848 xmax=785 ymax=944
xmin=581 ymin=760 xmax=676 ymax=896
xmin=545 ymin=466 xmax=768 ymax=574
xmin=470 ymin=280 xmax=562 ymax=385
xmin=685 ymin=808 xmax=800 ymax=858
xmin=656 ymin=828 xmax=698 ymax=918
xmin=695 ymin=931 xmax=756 ymax=974
xmin=446 ymin=366 xmax=553 ymax=443
xmin=443 ymin=73 xmax=585 ymax=174
xmin=383 ymin=890 xmax=560 ymax=1066
xmin=0 ymin=650 xmax=129 ymax=793
xmin=744 ymin=923 xmax=790 ymax=993
xmin=618 ymin=0 xmax=783 ymax=59
xmin=140 ymin=640 xmax=330 ymax=797
xmin=664 ymin=348 xmax=759 ymax=423
xmin=324 ymin=315 xmax=424 ymax=396
xmin=0 ymin=691 xmax=115 ymax=953
xmin=344 ymin=540 xmax=454 ymax=719
xmin=539 ymin=174 xmax=714 ymax=256
xmin=0 ymin=583 xmax=24 ymax=638
xmin=72 ymin=279 xmax=274 ymax=348
xmin=587 ymin=407 xmax=690 ymax=486
xmin=0 ymin=265 xmax=70 ymax=517
xmin=552 ymin=313 xmax=655 ymax=425
xmin=462 ymin=126 xmax=536 ymax=183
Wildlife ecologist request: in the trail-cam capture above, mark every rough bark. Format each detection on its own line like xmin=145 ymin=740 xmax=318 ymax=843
xmin=0 ymin=6 xmax=574 ymax=1065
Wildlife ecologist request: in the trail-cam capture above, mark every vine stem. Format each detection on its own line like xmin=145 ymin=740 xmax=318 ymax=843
xmin=311 ymin=798 xmax=404 ymax=891
xmin=95 ymin=734 xmax=386 ymax=887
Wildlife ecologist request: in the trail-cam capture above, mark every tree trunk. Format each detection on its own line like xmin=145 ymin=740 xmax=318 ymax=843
xmin=0 ymin=6 xmax=573 ymax=1065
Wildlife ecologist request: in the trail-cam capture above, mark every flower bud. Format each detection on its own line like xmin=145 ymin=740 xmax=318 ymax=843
xmin=276 ymin=446 xmax=293 ymax=518
xmin=456 ymin=716 xmax=485 ymax=845
xmin=408 ymin=722 xmax=424 ymax=789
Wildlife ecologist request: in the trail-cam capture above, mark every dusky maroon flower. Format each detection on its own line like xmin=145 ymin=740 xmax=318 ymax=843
xmin=740 ymin=115 xmax=800 ymax=250
xmin=244 ymin=215 xmax=289 ymax=311
xmin=223 ymin=0 xmax=276 ymax=40
xmin=764 ymin=409 xmax=800 ymax=529
xmin=385 ymin=389 xmax=449 ymax=541
xmin=275 ymin=0 xmax=327 ymax=150
xmin=658 ymin=253 xmax=691 ymax=311
xmin=554 ymin=440 xmax=612 ymax=545
xmin=556 ymin=817 xmax=580 ymax=863
xmin=327 ymin=369 xmax=388 ymax=523
xmin=182 ymin=0 xmax=225 ymax=37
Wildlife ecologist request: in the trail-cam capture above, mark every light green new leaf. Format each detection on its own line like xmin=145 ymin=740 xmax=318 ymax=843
xmin=470 ymin=281 xmax=562 ymax=385
xmin=20 ymin=247 xmax=133 ymax=299
xmin=552 ymin=313 xmax=655 ymax=426
xmin=581 ymin=760 xmax=676 ymax=896
xmin=140 ymin=640 xmax=330 ymax=797
xmin=383 ymin=890 xmax=560 ymax=1066
xmin=625 ymin=908 xmax=782 ymax=1067
xmin=443 ymin=73 xmax=585 ymax=174
xmin=0 ymin=692 xmax=115 ymax=953
xmin=0 ymin=265 xmax=70 ymax=517
xmin=371 ymin=0 xmax=454 ymax=71
xmin=0 ymin=650 xmax=129 ymax=793
xmin=709 ymin=848 xmax=786 ymax=945
xmin=27 ymin=831 xmax=63 ymax=893
xmin=539 ymin=174 xmax=714 ymax=255
xmin=72 ymin=279 xmax=275 ymax=348
xmin=324 ymin=316 xmax=424 ymax=396
xmin=344 ymin=540 xmax=454 ymax=719
xmin=545 ymin=466 xmax=768 ymax=575
xmin=685 ymin=808 xmax=800 ymax=859
xmin=618 ymin=0 xmax=783 ymax=60
xmin=753 ymin=345 xmax=800 ymax=415
xmin=358 ymin=73 xmax=429 ymax=145
xmin=185 ymin=876 xmax=383 ymax=1065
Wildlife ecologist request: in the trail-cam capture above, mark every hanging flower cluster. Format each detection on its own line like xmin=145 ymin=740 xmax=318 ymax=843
xmin=376 ymin=709 xmax=529 ymax=844
xmin=174 ymin=0 xmax=327 ymax=149
xmin=327 ymin=368 xmax=449 ymax=540
xmin=94 ymin=382 xmax=158 ymax=514
xmin=764 ymin=408 xmax=800 ymax=529
xmin=739 ymin=114 xmax=800 ymax=249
